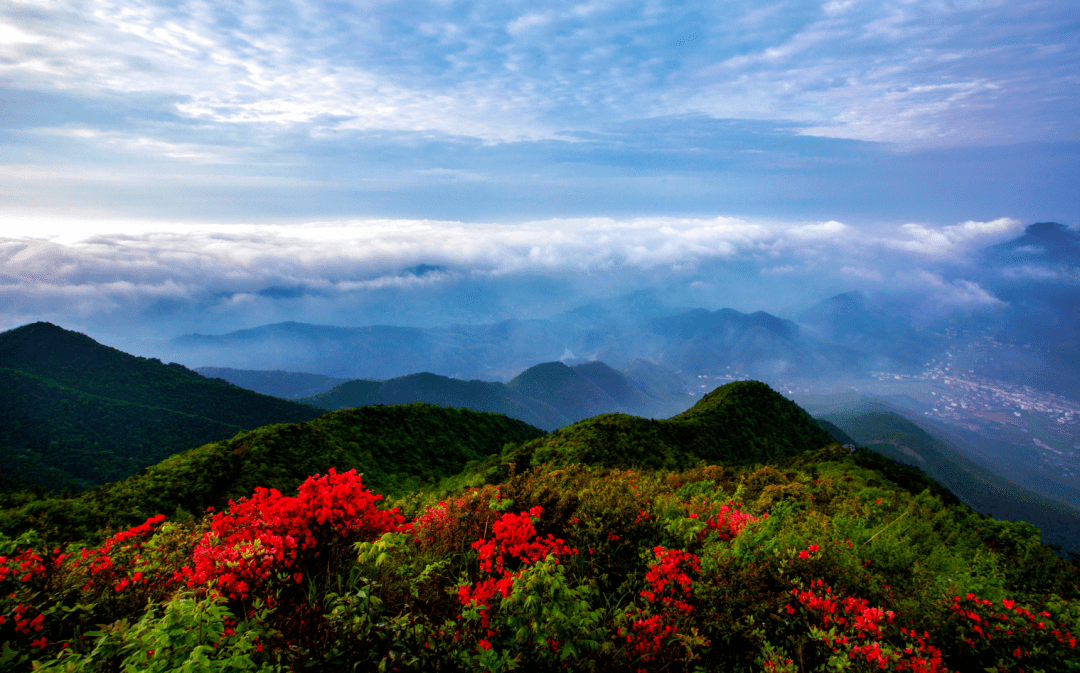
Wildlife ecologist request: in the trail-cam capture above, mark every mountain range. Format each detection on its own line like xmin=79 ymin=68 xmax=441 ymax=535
xmin=8 ymin=370 xmax=1079 ymax=671
xmin=4 ymin=320 xmax=1080 ymax=557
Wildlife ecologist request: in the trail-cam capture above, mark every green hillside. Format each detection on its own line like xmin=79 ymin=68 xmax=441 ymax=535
xmin=0 ymin=403 xmax=545 ymax=543
xmin=0 ymin=323 xmax=324 ymax=493
xmin=302 ymin=373 xmax=561 ymax=429
xmin=818 ymin=405 xmax=1080 ymax=554
xmin=505 ymin=380 xmax=836 ymax=471
xmin=3 ymin=380 xmax=1079 ymax=672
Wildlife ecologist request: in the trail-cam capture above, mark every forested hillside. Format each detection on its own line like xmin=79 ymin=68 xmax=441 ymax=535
xmin=0 ymin=323 xmax=323 ymax=493
xmin=2 ymin=381 xmax=1078 ymax=672
xmin=0 ymin=403 xmax=545 ymax=543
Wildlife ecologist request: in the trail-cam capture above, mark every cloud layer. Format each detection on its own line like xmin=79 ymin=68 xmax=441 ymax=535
xmin=0 ymin=215 xmax=1027 ymax=345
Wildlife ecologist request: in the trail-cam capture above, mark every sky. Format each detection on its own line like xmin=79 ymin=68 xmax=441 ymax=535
xmin=1 ymin=0 xmax=1078 ymax=351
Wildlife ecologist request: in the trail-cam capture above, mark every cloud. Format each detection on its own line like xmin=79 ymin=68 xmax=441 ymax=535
xmin=1 ymin=0 xmax=1076 ymax=151
xmin=0 ymin=212 xmax=1022 ymax=339
xmin=886 ymin=218 xmax=1023 ymax=256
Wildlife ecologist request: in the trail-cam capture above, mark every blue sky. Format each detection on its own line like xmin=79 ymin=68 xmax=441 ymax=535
xmin=0 ymin=0 xmax=1078 ymax=348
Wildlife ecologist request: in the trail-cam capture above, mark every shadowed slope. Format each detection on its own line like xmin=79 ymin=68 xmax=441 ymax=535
xmin=0 ymin=323 xmax=323 ymax=492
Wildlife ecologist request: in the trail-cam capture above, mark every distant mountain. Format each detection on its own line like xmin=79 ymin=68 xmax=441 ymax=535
xmin=0 ymin=322 xmax=322 ymax=493
xmin=797 ymin=291 xmax=944 ymax=372
xmin=507 ymin=362 xmax=615 ymax=425
xmin=195 ymin=367 xmax=348 ymax=398
xmin=0 ymin=403 xmax=545 ymax=542
xmin=170 ymin=319 xmax=570 ymax=382
xmin=648 ymin=308 xmax=869 ymax=380
xmin=793 ymin=223 xmax=1080 ymax=402
xmin=975 ymin=222 xmax=1080 ymax=400
xmin=165 ymin=305 xmax=873 ymax=392
xmin=298 ymin=360 xmax=693 ymax=431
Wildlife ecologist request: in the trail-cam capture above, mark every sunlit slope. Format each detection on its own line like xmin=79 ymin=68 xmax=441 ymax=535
xmin=0 ymin=403 xmax=545 ymax=543
xmin=506 ymin=380 xmax=836 ymax=470
xmin=0 ymin=322 xmax=323 ymax=492
xmin=820 ymin=404 xmax=1080 ymax=554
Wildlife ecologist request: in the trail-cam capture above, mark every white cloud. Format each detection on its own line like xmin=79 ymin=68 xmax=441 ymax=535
xmin=1 ymin=0 xmax=1075 ymax=151
xmin=0 ymin=214 xmax=855 ymax=298
xmin=886 ymin=218 xmax=1022 ymax=256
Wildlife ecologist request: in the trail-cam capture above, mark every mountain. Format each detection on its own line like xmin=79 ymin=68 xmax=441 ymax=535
xmin=194 ymin=367 xmax=349 ymax=398
xmin=162 ymin=306 xmax=874 ymax=389
xmin=168 ymin=319 xmax=570 ymax=382
xmin=0 ymin=322 xmax=323 ymax=493
xmin=974 ymin=222 xmax=1080 ymax=400
xmin=297 ymin=361 xmax=693 ymax=431
xmin=0 ymin=403 xmax=545 ymax=542
xmin=503 ymin=380 xmax=836 ymax=472
xmin=646 ymin=308 xmax=870 ymax=381
xmin=793 ymin=223 xmax=1080 ymax=402
xmin=797 ymin=291 xmax=945 ymax=372
xmin=5 ymin=378 xmax=1080 ymax=672
xmin=506 ymin=362 xmax=617 ymax=425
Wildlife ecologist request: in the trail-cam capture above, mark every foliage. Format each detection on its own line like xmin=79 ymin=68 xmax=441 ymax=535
xmin=0 ymin=403 xmax=544 ymax=545
xmin=2 ymin=379 xmax=1080 ymax=671
xmin=500 ymin=381 xmax=836 ymax=472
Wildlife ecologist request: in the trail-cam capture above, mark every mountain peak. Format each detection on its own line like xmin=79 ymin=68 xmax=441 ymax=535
xmin=1026 ymin=222 xmax=1067 ymax=235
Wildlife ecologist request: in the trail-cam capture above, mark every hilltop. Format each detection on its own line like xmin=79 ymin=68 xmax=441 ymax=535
xmin=503 ymin=380 xmax=835 ymax=471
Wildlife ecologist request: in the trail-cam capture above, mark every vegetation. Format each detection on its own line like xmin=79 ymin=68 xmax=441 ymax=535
xmin=0 ymin=403 xmax=545 ymax=544
xmin=0 ymin=323 xmax=323 ymax=493
xmin=2 ymin=379 xmax=1079 ymax=671
xmin=499 ymin=381 xmax=836 ymax=473
xmin=819 ymin=406 xmax=1080 ymax=555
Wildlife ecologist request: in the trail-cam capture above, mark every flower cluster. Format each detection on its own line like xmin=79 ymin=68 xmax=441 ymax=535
xmin=621 ymin=546 xmax=703 ymax=671
xmin=703 ymin=502 xmax=766 ymax=541
xmin=457 ymin=506 xmax=576 ymax=629
xmin=788 ymin=579 xmax=946 ymax=672
xmin=943 ymin=592 xmax=1075 ymax=668
xmin=73 ymin=514 xmax=168 ymax=593
xmin=0 ymin=547 xmax=47 ymax=584
xmin=641 ymin=546 xmax=700 ymax=615
xmin=624 ymin=613 xmax=676 ymax=665
xmin=798 ymin=543 xmax=820 ymax=560
xmin=185 ymin=469 xmax=405 ymax=600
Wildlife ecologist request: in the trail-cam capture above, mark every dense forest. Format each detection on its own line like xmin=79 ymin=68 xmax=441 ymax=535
xmin=2 ymin=381 xmax=1079 ymax=671
xmin=0 ymin=323 xmax=323 ymax=493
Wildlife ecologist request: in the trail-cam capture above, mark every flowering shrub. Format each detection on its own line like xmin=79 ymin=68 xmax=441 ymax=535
xmin=621 ymin=546 xmax=707 ymax=671
xmin=786 ymin=579 xmax=947 ymax=672
xmin=0 ymin=514 xmax=179 ymax=664
xmin=938 ymin=592 xmax=1077 ymax=670
xmin=4 ymin=454 xmax=1080 ymax=672
xmin=184 ymin=468 xmax=405 ymax=601
xmin=457 ymin=506 xmax=575 ymax=629
xmin=704 ymin=501 xmax=767 ymax=541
